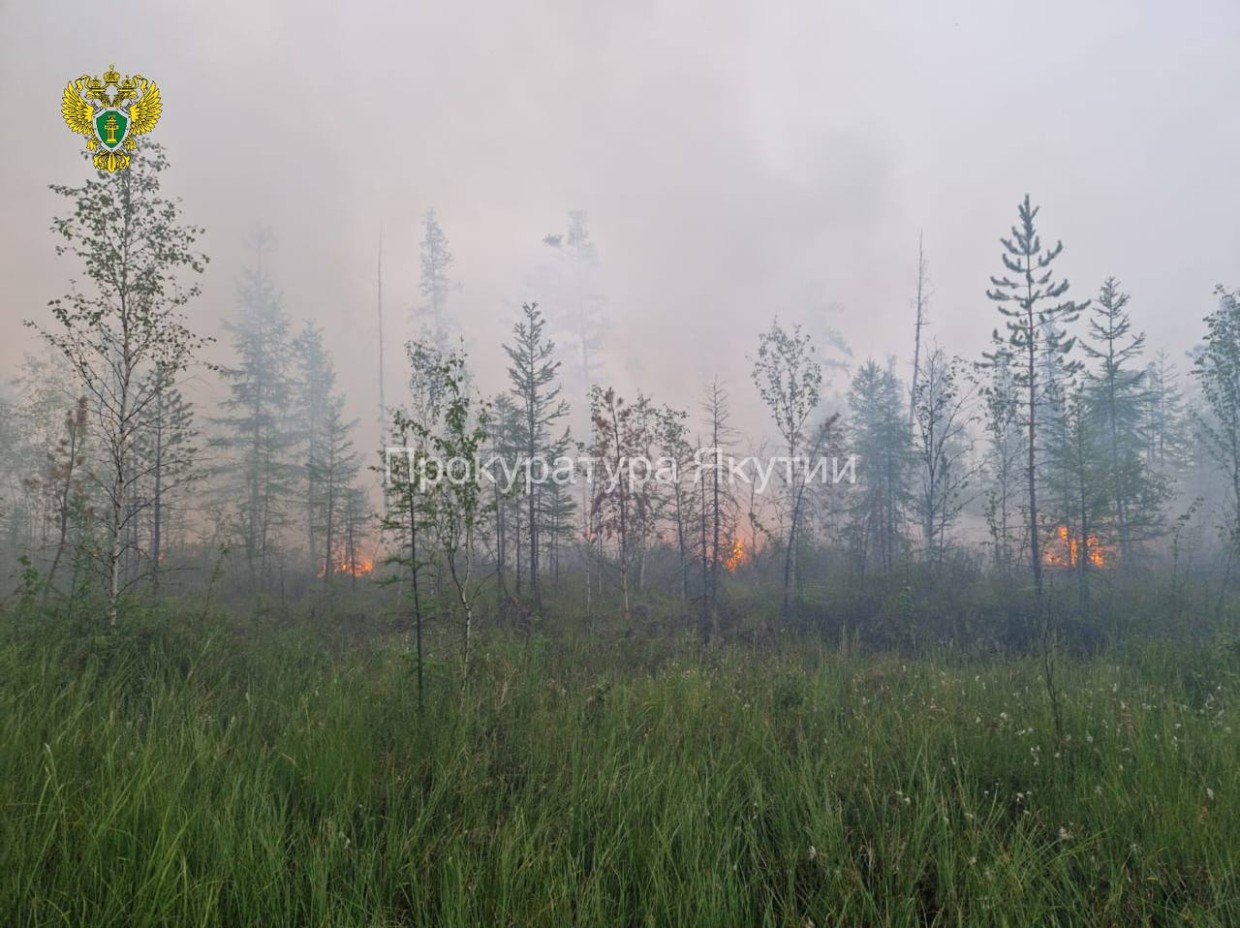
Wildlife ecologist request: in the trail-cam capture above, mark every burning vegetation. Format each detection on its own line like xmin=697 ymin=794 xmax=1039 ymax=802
xmin=1043 ymin=525 xmax=1112 ymax=569
xmin=722 ymin=537 xmax=748 ymax=572
xmin=320 ymin=556 xmax=375 ymax=578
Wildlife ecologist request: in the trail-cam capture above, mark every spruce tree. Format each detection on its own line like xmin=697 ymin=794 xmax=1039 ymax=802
xmin=313 ymin=395 xmax=362 ymax=585
xmin=654 ymin=403 xmax=697 ymax=602
xmin=984 ymin=195 xmax=1087 ymax=597
xmin=214 ymin=234 xmax=296 ymax=592
xmin=504 ymin=302 xmax=570 ymax=608
xmin=291 ymin=323 xmax=362 ymax=576
xmin=416 ymin=210 xmax=455 ymax=354
xmin=846 ymin=359 xmax=910 ymax=574
xmin=1145 ymin=349 xmax=1190 ymax=476
xmin=975 ymin=345 xmax=1025 ymax=574
xmin=133 ymin=365 xmax=199 ymax=597
xmin=541 ymin=211 xmax=608 ymax=402
xmin=698 ymin=378 xmax=738 ymax=643
xmin=1082 ymin=278 xmax=1167 ymax=562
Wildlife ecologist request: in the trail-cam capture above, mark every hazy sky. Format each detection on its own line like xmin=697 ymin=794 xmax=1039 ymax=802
xmin=2 ymin=0 xmax=1238 ymax=447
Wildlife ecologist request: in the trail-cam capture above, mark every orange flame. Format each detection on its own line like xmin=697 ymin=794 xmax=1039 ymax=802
xmin=1043 ymin=525 xmax=1110 ymax=569
xmin=319 ymin=556 xmax=375 ymax=578
xmin=722 ymin=537 xmax=747 ymax=572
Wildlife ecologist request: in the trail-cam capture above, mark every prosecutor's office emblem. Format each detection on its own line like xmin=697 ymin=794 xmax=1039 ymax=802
xmin=61 ymin=65 xmax=162 ymax=172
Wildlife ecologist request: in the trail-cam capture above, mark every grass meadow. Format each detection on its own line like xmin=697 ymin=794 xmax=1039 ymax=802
xmin=1 ymin=611 xmax=1238 ymax=926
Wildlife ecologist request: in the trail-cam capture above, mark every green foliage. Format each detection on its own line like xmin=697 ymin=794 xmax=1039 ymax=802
xmin=983 ymin=195 xmax=1087 ymax=597
xmin=1194 ymin=285 xmax=1240 ymax=548
xmin=292 ymin=323 xmax=362 ymax=581
xmin=1081 ymin=278 xmax=1169 ymax=562
xmin=751 ymin=320 xmax=823 ymax=460
xmin=415 ymin=209 xmax=456 ymax=353
xmin=132 ymin=364 xmax=200 ymax=598
xmin=29 ymin=144 xmax=210 ymax=622
xmin=1144 ymin=349 xmax=1191 ymax=476
xmin=213 ymin=232 xmax=297 ymax=591
xmin=386 ymin=339 xmax=492 ymax=690
xmin=751 ymin=320 xmax=827 ymax=621
xmin=911 ymin=347 xmax=973 ymax=564
xmin=15 ymin=555 xmax=41 ymax=611
xmin=587 ymin=386 xmax=653 ymax=624
xmin=846 ymin=358 xmax=911 ymax=573
xmin=504 ymin=302 xmax=572 ymax=606
xmin=2 ymin=611 xmax=1239 ymax=926
xmin=539 ymin=210 xmax=608 ymax=395
xmin=974 ymin=344 xmax=1025 ymax=574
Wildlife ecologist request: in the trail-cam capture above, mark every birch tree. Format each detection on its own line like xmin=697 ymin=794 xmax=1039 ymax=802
xmin=1193 ymin=286 xmax=1240 ymax=558
xmin=751 ymin=320 xmax=823 ymax=619
xmin=911 ymin=346 xmax=973 ymax=565
xmin=29 ymin=144 xmax=209 ymax=623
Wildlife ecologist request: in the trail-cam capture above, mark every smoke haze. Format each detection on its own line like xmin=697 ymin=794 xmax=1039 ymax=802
xmin=3 ymin=0 xmax=1238 ymax=440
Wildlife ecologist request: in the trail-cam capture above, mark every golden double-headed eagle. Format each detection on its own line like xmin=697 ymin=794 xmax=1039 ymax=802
xmin=61 ymin=65 xmax=162 ymax=172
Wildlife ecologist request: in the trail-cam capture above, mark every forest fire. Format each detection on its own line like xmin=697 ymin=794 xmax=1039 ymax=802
xmin=1043 ymin=525 xmax=1111 ymax=569
xmin=319 ymin=556 xmax=375 ymax=578
xmin=722 ymin=537 xmax=748 ymax=572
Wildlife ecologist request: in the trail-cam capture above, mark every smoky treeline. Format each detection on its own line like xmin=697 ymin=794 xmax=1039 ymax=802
xmin=4 ymin=147 xmax=1240 ymax=669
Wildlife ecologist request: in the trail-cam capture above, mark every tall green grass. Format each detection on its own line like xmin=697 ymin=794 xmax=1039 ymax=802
xmin=1 ymin=615 xmax=1237 ymax=926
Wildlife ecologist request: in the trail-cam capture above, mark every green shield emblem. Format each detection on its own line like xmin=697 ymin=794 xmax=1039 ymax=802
xmin=94 ymin=109 xmax=130 ymax=151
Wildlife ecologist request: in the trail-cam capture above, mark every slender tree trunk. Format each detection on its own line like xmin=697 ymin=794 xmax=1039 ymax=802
xmin=108 ymin=469 xmax=124 ymax=625
xmin=1026 ymin=296 xmax=1043 ymax=598
xmin=152 ymin=439 xmax=163 ymax=599
xmin=784 ymin=457 xmax=812 ymax=622
xmin=1106 ymin=371 xmax=1133 ymax=566
xmin=1077 ymin=466 xmax=1091 ymax=607
xmin=45 ymin=409 xmax=85 ymax=599
xmin=675 ymin=490 xmax=688 ymax=600
xmin=450 ymin=544 xmax=474 ymax=701
xmin=551 ymin=492 xmax=561 ymax=587
xmin=711 ymin=444 xmax=722 ymax=616
xmin=514 ymin=508 xmax=522 ymax=597
xmin=322 ymin=476 xmax=335 ymax=588
xmin=909 ymin=231 xmax=927 ymax=428
xmin=782 ymin=505 xmax=798 ymax=620
xmin=408 ymin=492 xmax=424 ymax=713
xmin=106 ymin=371 xmax=132 ymax=625
xmin=377 ymin=229 xmax=387 ymax=431
xmin=528 ymin=478 xmax=540 ymax=606
xmin=699 ymin=466 xmax=711 ymax=644
xmin=619 ymin=493 xmax=631 ymax=626
xmin=582 ymin=478 xmax=594 ymax=626
xmin=346 ymin=514 xmax=358 ymax=593
xmin=495 ymin=471 xmax=507 ymax=620
xmin=782 ymin=437 xmax=800 ymax=621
